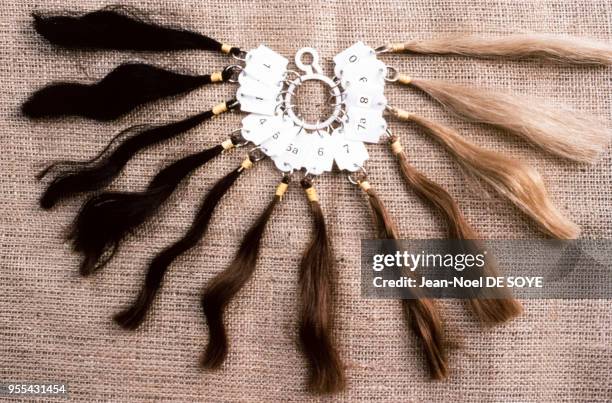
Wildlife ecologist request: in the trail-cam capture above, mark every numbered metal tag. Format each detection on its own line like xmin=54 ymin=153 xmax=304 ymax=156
xmin=333 ymin=41 xmax=376 ymax=78
xmin=272 ymin=132 xmax=309 ymax=172
xmin=339 ymin=58 xmax=387 ymax=89
xmin=238 ymin=69 xmax=284 ymax=90
xmin=237 ymin=92 xmax=279 ymax=115
xmin=331 ymin=128 xmax=369 ymax=171
xmin=343 ymin=88 xmax=387 ymax=112
xmin=243 ymin=45 xmax=289 ymax=85
xmin=238 ymin=71 xmax=283 ymax=92
xmin=241 ymin=113 xmax=294 ymax=145
xmin=260 ymin=124 xmax=302 ymax=157
xmin=300 ymin=130 xmax=335 ymax=175
xmin=343 ymin=108 xmax=387 ymax=143
xmin=238 ymin=79 xmax=280 ymax=102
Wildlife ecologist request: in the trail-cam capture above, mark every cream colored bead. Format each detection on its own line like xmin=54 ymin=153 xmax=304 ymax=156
xmin=212 ymin=102 xmax=228 ymax=115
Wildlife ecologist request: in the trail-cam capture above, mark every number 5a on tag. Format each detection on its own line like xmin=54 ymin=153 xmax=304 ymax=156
xmin=272 ymin=132 xmax=307 ymax=172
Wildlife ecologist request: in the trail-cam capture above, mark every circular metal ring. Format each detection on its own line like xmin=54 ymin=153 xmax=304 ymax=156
xmin=275 ymin=89 xmax=295 ymax=102
xmin=385 ymin=66 xmax=399 ymax=82
xmin=328 ymin=78 xmax=342 ymax=91
xmin=229 ymin=130 xmax=249 ymax=147
xmin=248 ymin=147 xmax=267 ymax=162
xmin=330 ymin=113 xmax=346 ymax=131
xmin=225 ymin=64 xmax=243 ymax=83
xmin=283 ymin=73 xmax=344 ymax=131
xmin=304 ymin=172 xmax=316 ymax=183
xmin=283 ymin=104 xmax=296 ymax=119
xmin=346 ymin=173 xmax=359 ymax=185
xmin=274 ymin=101 xmax=285 ymax=116
xmin=284 ymin=69 xmax=302 ymax=80
xmin=346 ymin=165 xmax=368 ymax=185
xmin=232 ymin=51 xmax=247 ymax=61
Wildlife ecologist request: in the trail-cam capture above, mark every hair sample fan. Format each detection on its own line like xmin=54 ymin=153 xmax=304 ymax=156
xmin=24 ymin=7 xmax=612 ymax=395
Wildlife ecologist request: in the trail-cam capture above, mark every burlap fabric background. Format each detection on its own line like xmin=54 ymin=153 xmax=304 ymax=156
xmin=1 ymin=0 xmax=610 ymax=401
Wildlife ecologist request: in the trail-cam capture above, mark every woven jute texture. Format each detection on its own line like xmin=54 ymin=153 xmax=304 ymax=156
xmin=1 ymin=0 xmax=611 ymax=401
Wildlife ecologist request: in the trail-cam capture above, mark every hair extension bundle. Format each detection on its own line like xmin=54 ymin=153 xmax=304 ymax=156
xmin=33 ymin=8 xmax=241 ymax=55
xmin=298 ymin=178 xmax=345 ymax=394
xmin=394 ymin=75 xmax=610 ymax=163
xmin=38 ymin=99 xmax=236 ymax=209
xmin=113 ymin=156 xmax=258 ymax=329
xmin=201 ymin=176 xmax=290 ymax=369
xmin=383 ymin=34 xmax=612 ymax=65
xmin=390 ymin=108 xmax=580 ymax=239
xmin=387 ymin=137 xmax=522 ymax=323
xmin=357 ymin=180 xmax=448 ymax=379
xmin=69 ymin=138 xmax=237 ymax=276
xmin=22 ymin=63 xmax=233 ymax=121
